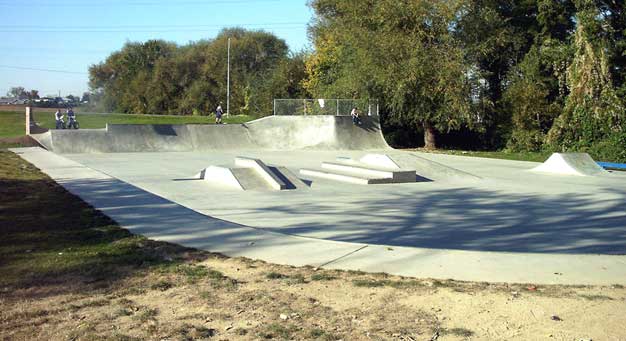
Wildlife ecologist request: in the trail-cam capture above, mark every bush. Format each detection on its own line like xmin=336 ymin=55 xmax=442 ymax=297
xmin=585 ymin=133 xmax=626 ymax=163
xmin=506 ymin=130 xmax=546 ymax=152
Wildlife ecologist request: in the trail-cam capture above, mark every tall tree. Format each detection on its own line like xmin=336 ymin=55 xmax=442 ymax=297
xmin=88 ymin=29 xmax=296 ymax=116
xmin=455 ymin=0 xmax=541 ymax=147
xmin=547 ymin=0 xmax=624 ymax=152
xmin=503 ymin=0 xmax=575 ymax=151
xmin=307 ymin=0 xmax=474 ymax=149
xmin=7 ymin=86 xmax=26 ymax=99
xmin=89 ymin=40 xmax=176 ymax=113
xmin=596 ymin=0 xmax=625 ymax=100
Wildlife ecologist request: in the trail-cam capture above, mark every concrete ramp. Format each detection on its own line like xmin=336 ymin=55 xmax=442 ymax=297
xmin=30 ymin=115 xmax=389 ymax=154
xmin=385 ymin=153 xmax=481 ymax=182
xmin=532 ymin=153 xmax=608 ymax=176
xmin=196 ymin=156 xmax=307 ymax=191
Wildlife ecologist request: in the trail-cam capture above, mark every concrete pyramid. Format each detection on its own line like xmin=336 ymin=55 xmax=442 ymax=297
xmin=532 ymin=153 xmax=608 ymax=176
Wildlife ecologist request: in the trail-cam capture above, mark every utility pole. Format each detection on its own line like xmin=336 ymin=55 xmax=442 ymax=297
xmin=227 ymin=37 xmax=230 ymax=117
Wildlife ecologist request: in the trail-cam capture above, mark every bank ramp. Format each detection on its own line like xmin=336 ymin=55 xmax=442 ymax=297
xmin=31 ymin=115 xmax=390 ymax=154
xmin=532 ymin=153 xmax=609 ymax=176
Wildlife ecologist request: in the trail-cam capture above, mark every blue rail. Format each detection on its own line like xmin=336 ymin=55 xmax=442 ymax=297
xmin=597 ymin=162 xmax=626 ymax=170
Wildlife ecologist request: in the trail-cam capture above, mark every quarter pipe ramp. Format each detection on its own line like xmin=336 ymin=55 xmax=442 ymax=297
xmin=31 ymin=115 xmax=391 ymax=154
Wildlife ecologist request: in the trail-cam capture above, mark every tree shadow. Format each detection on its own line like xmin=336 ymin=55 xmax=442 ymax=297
xmin=246 ymin=186 xmax=626 ymax=255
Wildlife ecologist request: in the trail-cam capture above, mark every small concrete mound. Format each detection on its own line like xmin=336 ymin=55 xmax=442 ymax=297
xmin=532 ymin=153 xmax=608 ymax=176
xmin=196 ymin=157 xmax=307 ymax=191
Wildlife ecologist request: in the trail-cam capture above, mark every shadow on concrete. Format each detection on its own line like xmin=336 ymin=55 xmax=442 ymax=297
xmin=354 ymin=117 xmax=378 ymax=133
xmin=247 ymin=187 xmax=626 ymax=255
xmin=52 ymin=176 xmax=626 ymax=259
xmin=153 ymin=125 xmax=178 ymax=136
xmin=56 ymin=177 xmax=333 ymax=258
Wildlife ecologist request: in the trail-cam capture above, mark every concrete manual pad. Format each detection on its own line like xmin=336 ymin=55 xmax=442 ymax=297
xmin=12 ymin=147 xmax=626 ymax=285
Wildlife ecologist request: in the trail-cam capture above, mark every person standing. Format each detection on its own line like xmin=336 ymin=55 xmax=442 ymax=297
xmin=54 ymin=109 xmax=65 ymax=129
xmin=67 ymin=107 xmax=78 ymax=129
xmin=350 ymin=106 xmax=362 ymax=125
xmin=215 ymin=103 xmax=224 ymax=124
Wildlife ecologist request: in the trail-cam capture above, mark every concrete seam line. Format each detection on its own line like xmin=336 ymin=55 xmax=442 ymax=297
xmin=318 ymin=245 xmax=369 ymax=268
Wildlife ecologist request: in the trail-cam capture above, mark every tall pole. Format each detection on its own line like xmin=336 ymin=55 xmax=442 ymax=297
xmin=226 ymin=37 xmax=230 ymax=117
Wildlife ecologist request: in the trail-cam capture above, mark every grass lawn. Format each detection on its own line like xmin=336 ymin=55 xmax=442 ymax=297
xmin=0 ymin=110 xmax=253 ymax=139
xmin=1 ymin=150 xmax=626 ymax=340
xmin=412 ymin=148 xmax=553 ymax=163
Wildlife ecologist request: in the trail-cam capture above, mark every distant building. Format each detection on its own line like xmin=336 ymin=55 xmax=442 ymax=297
xmin=0 ymin=97 xmax=27 ymax=105
xmin=0 ymin=97 xmax=14 ymax=105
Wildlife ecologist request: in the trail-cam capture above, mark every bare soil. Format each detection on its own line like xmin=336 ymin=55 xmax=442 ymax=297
xmin=1 ymin=254 xmax=625 ymax=341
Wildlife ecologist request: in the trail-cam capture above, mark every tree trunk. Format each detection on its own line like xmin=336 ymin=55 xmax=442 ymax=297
xmin=423 ymin=122 xmax=437 ymax=149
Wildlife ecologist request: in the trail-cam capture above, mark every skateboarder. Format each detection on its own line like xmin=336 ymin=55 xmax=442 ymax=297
xmin=215 ymin=103 xmax=224 ymax=124
xmin=351 ymin=107 xmax=362 ymax=125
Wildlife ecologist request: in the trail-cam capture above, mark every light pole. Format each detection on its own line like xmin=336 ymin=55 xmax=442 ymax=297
xmin=226 ymin=37 xmax=230 ymax=117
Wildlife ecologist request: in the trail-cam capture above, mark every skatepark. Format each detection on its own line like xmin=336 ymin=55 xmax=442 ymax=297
xmin=13 ymin=112 xmax=626 ymax=285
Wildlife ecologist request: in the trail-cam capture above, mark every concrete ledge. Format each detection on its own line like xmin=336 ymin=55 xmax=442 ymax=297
xmin=321 ymin=161 xmax=417 ymax=183
xmin=301 ymin=168 xmax=379 ymax=185
xmin=322 ymin=161 xmax=395 ymax=178
xmin=235 ymin=156 xmax=287 ymax=190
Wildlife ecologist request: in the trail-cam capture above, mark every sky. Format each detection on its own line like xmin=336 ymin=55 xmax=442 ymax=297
xmin=0 ymin=0 xmax=314 ymax=98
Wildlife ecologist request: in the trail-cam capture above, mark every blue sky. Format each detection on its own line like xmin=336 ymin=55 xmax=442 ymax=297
xmin=0 ymin=0 xmax=313 ymax=97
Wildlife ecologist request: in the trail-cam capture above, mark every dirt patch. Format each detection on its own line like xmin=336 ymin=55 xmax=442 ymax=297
xmin=3 ymin=257 xmax=625 ymax=341
xmin=0 ymin=135 xmax=42 ymax=148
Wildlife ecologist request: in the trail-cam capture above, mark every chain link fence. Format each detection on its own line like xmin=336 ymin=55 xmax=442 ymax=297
xmin=273 ymin=99 xmax=379 ymax=116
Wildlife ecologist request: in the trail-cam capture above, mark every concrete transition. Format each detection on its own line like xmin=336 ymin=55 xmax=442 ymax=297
xmin=30 ymin=115 xmax=391 ymax=153
xmin=532 ymin=153 xmax=608 ymax=176
xmin=196 ymin=156 xmax=307 ymax=191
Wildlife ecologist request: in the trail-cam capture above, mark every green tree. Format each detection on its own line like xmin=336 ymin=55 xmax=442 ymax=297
xmin=503 ymin=0 xmax=575 ymax=151
xmin=547 ymin=0 xmax=625 ymax=154
xmin=596 ymin=1 xmax=625 ymax=101
xmin=7 ymin=86 xmax=26 ymax=99
xmin=503 ymin=47 xmax=563 ymax=151
xmin=455 ymin=0 xmax=541 ymax=148
xmin=29 ymin=90 xmax=40 ymax=100
xmin=89 ymin=28 xmax=292 ymax=116
xmin=307 ymin=0 xmax=474 ymax=149
xmin=89 ymin=40 xmax=176 ymax=112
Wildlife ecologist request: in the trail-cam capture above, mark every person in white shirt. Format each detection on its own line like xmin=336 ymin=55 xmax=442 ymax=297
xmin=54 ymin=109 xmax=65 ymax=129
xmin=350 ymin=106 xmax=362 ymax=125
xmin=215 ymin=103 xmax=224 ymax=124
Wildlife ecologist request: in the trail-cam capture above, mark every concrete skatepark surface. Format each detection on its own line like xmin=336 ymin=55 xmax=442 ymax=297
xmin=15 ymin=115 xmax=626 ymax=285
